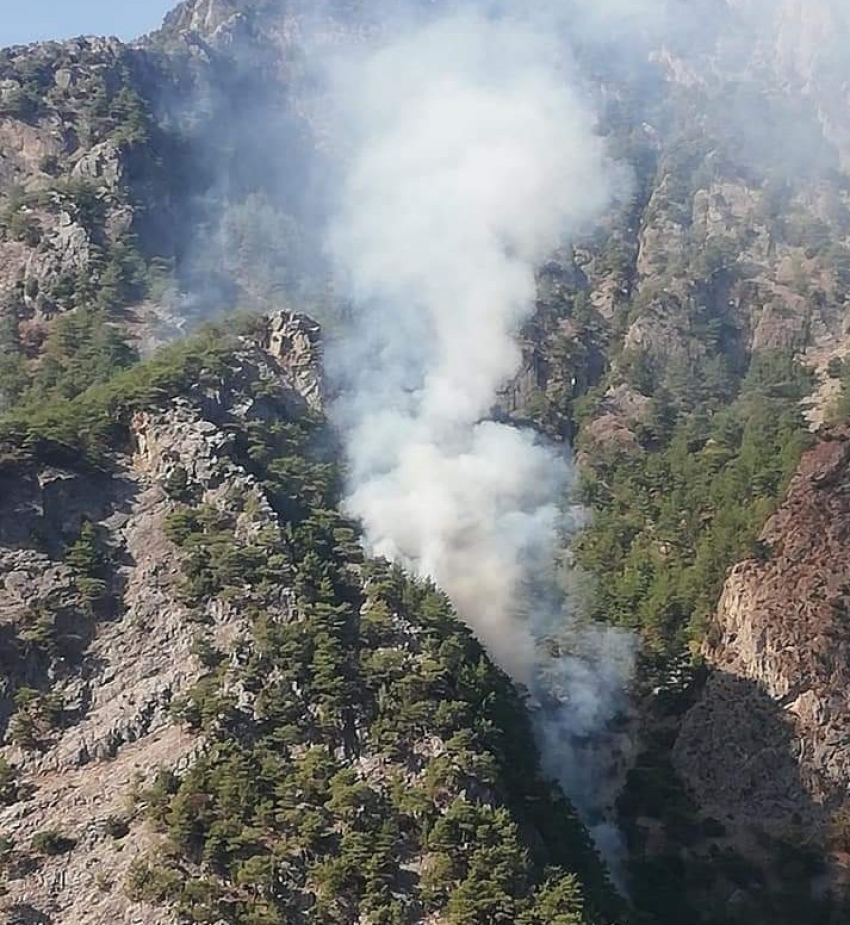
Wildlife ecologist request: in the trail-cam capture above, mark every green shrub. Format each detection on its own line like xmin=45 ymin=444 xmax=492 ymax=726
xmin=104 ymin=816 xmax=130 ymax=840
xmin=31 ymin=830 xmax=77 ymax=856
xmin=0 ymin=85 xmax=43 ymax=120
xmin=827 ymin=356 xmax=846 ymax=379
xmin=125 ymin=858 xmax=182 ymax=904
xmin=5 ymin=209 xmax=41 ymax=246
xmin=162 ymin=465 xmax=195 ymax=503
xmin=0 ymin=757 xmax=18 ymax=805
xmin=9 ymin=687 xmax=65 ymax=748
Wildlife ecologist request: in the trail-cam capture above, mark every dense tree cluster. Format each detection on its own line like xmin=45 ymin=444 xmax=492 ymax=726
xmin=576 ymin=350 xmax=813 ymax=667
xmin=125 ymin=356 xmax=620 ymax=924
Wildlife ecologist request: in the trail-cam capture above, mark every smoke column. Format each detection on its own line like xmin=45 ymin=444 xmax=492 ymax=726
xmin=325 ymin=1 xmax=636 ymax=855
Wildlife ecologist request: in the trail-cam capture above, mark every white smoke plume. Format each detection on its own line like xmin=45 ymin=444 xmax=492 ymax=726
xmin=324 ymin=0 xmax=636 ymax=856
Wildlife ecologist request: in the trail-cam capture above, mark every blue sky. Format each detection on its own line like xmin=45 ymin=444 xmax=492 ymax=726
xmin=0 ymin=0 xmax=177 ymax=48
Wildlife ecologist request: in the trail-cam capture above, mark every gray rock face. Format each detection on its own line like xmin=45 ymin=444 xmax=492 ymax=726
xmin=0 ymin=321 xmax=321 ymax=924
xmin=260 ymin=310 xmax=324 ymax=412
xmin=161 ymin=0 xmax=246 ymax=39
xmin=71 ymin=141 xmax=124 ymax=186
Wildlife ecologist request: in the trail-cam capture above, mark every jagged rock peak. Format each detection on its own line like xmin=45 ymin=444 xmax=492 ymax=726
xmin=259 ymin=310 xmax=324 ymax=412
xmin=159 ymin=0 xmax=253 ymax=40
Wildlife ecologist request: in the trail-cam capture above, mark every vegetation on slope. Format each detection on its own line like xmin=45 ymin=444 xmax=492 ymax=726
xmin=575 ymin=349 xmax=813 ymax=668
xmin=0 ymin=321 xmax=624 ymax=925
xmin=540 ymin=107 xmax=831 ymax=922
xmin=0 ymin=17 xmax=845 ymax=924
xmin=0 ymin=321 xmax=241 ymax=467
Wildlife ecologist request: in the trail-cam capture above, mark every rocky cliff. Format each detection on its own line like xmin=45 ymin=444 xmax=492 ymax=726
xmin=676 ymin=427 xmax=850 ymax=856
xmin=605 ymin=425 xmax=850 ymax=923
xmin=0 ymin=313 xmax=318 ymax=922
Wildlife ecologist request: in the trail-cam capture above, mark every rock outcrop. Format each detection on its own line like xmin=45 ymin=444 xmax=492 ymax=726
xmin=674 ymin=429 xmax=850 ymax=879
xmin=0 ymin=312 xmax=316 ymax=923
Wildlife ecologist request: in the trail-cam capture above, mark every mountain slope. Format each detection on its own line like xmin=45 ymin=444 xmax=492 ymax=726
xmin=0 ymin=313 xmax=619 ymax=924
xmin=4 ymin=2 xmax=850 ymax=924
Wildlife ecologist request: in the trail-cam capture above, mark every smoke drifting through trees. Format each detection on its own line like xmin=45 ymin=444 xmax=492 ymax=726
xmin=323 ymin=1 xmax=636 ymax=850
